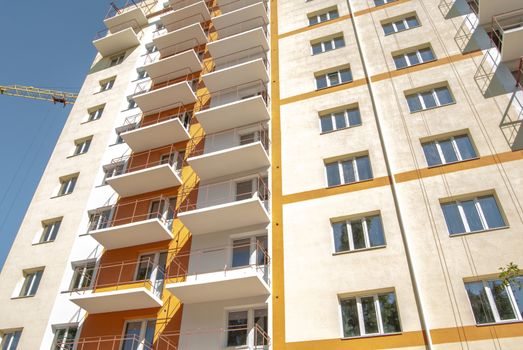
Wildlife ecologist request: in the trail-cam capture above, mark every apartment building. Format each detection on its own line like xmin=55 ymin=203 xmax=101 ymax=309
xmin=0 ymin=0 xmax=522 ymax=349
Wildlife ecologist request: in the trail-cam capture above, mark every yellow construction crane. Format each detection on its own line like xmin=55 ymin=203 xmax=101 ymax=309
xmin=0 ymin=85 xmax=78 ymax=106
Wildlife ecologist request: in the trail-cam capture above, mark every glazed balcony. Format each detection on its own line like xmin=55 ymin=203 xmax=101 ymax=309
xmin=491 ymin=9 xmax=523 ymax=62
xmin=187 ymin=122 xmax=270 ymax=180
xmin=212 ymin=2 xmax=268 ymax=40
xmin=195 ymin=80 xmax=270 ymax=133
xmin=103 ymin=0 xmax=156 ymax=34
xmin=177 ymin=175 xmax=270 ymax=235
xmin=161 ymin=1 xmax=211 ymax=32
xmin=153 ymin=23 xmax=208 ymax=58
xmin=121 ymin=105 xmax=191 ymax=153
xmin=105 ymin=144 xmax=183 ymax=197
xmin=133 ymin=75 xmax=197 ymax=113
xmin=89 ymin=195 xmax=176 ymax=249
xmin=69 ymin=258 xmax=164 ymax=314
xmin=93 ymin=27 xmax=142 ymax=57
xmin=202 ymin=46 xmax=269 ymax=92
xmin=207 ymin=26 xmax=268 ymax=61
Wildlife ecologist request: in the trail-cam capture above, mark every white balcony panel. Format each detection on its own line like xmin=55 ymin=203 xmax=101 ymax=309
xmin=216 ymin=0 xmax=264 ymax=14
xmin=203 ymin=58 xmax=268 ymax=92
xmin=153 ymin=23 xmax=208 ymax=57
xmin=106 ymin=164 xmax=182 ymax=197
xmin=501 ymin=27 xmax=523 ymax=62
xmin=122 ymin=119 xmax=190 ymax=153
xmin=161 ymin=1 xmax=211 ymax=32
xmin=104 ymin=7 xmax=148 ymax=32
xmin=168 ymin=0 xmax=200 ymax=8
xmin=70 ymin=287 xmax=162 ymax=314
xmin=188 ymin=142 xmax=269 ymax=180
xmin=144 ymin=50 xmax=202 ymax=84
xmin=93 ymin=28 xmax=140 ymax=57
xmin=477 ymin=1 xmax=522 ymax=25
xmin=196 ymin=96 xmax=269 ymax=133
xmin=134 ymin=81 xmax=197 ymax=113
xmin=213 ymin=3 xmax=268 ymax=37
xmin=178 ymin=197 xmax=269 ymax=235
xmin=166 ymin=268 xmax=269 ymax=303
xmin=207 ymin=27 xmax=268 ymax=58
xmin=91 ymin=219 xmax=173 ymax=250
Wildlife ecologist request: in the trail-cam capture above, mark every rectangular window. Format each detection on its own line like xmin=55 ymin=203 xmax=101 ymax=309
xmin=311 ymin=35 xmax=345 ymax=55
xmin=441 ymin=195 xmax=506 ymax=235
xmin=465 ymin=277 xmax=523 ymax=325
xmin=87 ymin=105 xmax=104 ymax=122
xmin=40 ymin=219 xmax=61 ymax=243
xmin=332 ymin=215 xmax=385 ymax=253
xmin=57 ymin=175 xmax=78 ymax=196
xmin=393 ymin=47 xmax=435 ymax=69
xmin=374 ymin=0 xmax=396 ymax=6
xmin=315 ymin=68 xmax=352 ymax=90
xmin=109 ymin=53 xmax=125 ymax=67
xmin=73 ymin=137 xmax=92 ymax=156
xmin=406 ymin=86 xmax=454 ymax=112
xmin=308 ymin=8 xmax=339 ymax=26
xmin=102 ymin=162 xmax=126 ymax=184
xmin=52 ymin=326 xmax=77 ymax=350
xmin=422 ymin=134 xmax=477 ymax=166
xmin=88 ymin=208 xmax=112 ymax=231
xmin=1 ymin=330 xmax=21 ymax=350
xmin=382 ymin=15 xmax=420 ymax=35
xmin=19 ymin=269 xmax=43 ymax=297
xmin=325 ymin=155 xmax=373 ymax=187
xmin=127 ymin=97 xmax=137 ymax=110
xmin=136 ymin=69 xmax=148 ymax=80
xmin=340 ymin=291 xmax=401 ymax=337
xmin=99 ymin=77 xmax=115 ymax=92
xmin=320 ymin=107 xmax=362 ymax=133
xmin=70 ymin=261 xmax=96 ymax=291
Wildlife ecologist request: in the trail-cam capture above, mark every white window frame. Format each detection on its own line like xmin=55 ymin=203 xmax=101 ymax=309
xmin=407 ymin=87 xmax=453 ymax=111
xmin=136 ymin=69 xmax=149 ymax=80
xmin=332 ymin=216 xmax=385 ymax=253
xmin=311 ymin=36 xmax=345 ymax=55
xmin=99 ymin=78 xmax=115 ymax=92
xmin=0 ymin=330 xmax=21 ymax=350
xmin=319 ymin=108 xmax=361 ymax=133
xmin=109 ymin=53 xmax=125 ymax=66
xmin=73 ymin=138 xmax=92 ymax=156
xmin=308 ymin=9 xmax=339 ymax=25
xmin=58 ymin=175 xmax=77 ymax=196
xmin=446 ymin=197 xmax=504 ymax=233
xmin=384 ymin=16 xmax=420 ymax=35
xmin=51 ymin=324 xmax=78 ymax=350
xmin=70 ymin=260 xmax=96 ymax=291
xmin=424 ymin=135 xmax=475 ymax=165
xmin=40 ymin=219 xmax=61 ymax=243
xmin=393 ymin=47 xmax=435 ymax=69
xmin=19 ymin=269 xmax=43 ymax=297
xmin=87 ymin=106 xmax=104 ymax=122
xmin=225 ymin=306 xmax=268 ymax=348
xmin=326 ymin=156 xmax=370 ymax=186
xmin=103 ymin=161 xmax=126 ymax=184
xmin=88 ymin=207 xmax=113 ymax=230
xmin=230 ymin=234 xmax=268 ymax=268
xmin=121 ymin=319 xmax=156 ymax=350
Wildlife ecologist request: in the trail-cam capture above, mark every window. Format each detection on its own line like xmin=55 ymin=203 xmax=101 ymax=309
xmin=311 ymin=36 xmax=345 ymax=55
xmin=1 ymin=330 xmax=21 ymax=350
xmin=340 ymin=291 xmax=401 ymax=338
xmin=99 ymin=77 xmax=115 ymax=92
xmin=87 ymin=105 xmax=104 ymax=122
xmin=232 ymin=235 xmax=268 ymax=268
xmin=406 ymin=86 xmax=454 ymax=112
xmin=308 ymin=8 xmax=339 ymax=26
xmin=52 ymin=326 xmax=77 ymax=350
xmin=148 ymin=198 xmax=177 ymax=226
xmin=145 ymin=44 xmax=158 ymax=54
xmin=320 ymin=107 xmax=361 ymax=133
xmin=19 ymin=269 xmax=43 ymax=297
xmin=72 ymin=137 xmax=92 ymax=156
xmin=374 ymin=0 xmax=396 ymax=6
xmin=109 ymin=53 xmax=125 ymax=67
xmin=441 ymin=195 xmax=506 ymax=235
xmin=393 ymin=47 xmax=435 ymax=69
xmin=325 ymin=155 xmax=373 ymax=187
xmin=39 ymin=219 xmax=62 ymax=243
xmin=465 ymin=277 xmax=523 ymax=325
xmin=57 ymin=175 xmax=78 ymax=196
xmin=102 ymin=162 xmax=126 ymax=184
xmin=422 ymin=134 xmax=477 ymax=167
xmin=332 ymin=215 xmax=385 ymax=253
xmin=122 ymin=320 xmax=156 ymax=350
xmin=136 ymin=252 xmax=167 ymax=297
xmin=127 ymin=97 xmax=137 ymax=110
xmin=316 ymin=68 xmax=352 ymax=89
xmin=382 ymin=16 xmax=420 ymax=35
xmin=70 ymin=261 xmax=96 ymax=291
xmin=88 ymin=208 xmax=113 ymax=231
xmin=227 ymin=308 xmax=268 ymax=347
xmin=136 ymin=69 xmax=148 ymax=80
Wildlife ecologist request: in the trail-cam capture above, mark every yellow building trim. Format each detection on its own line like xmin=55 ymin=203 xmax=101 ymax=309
xmin=430 ymin=322 xmax=523 ymax=344
xmin=278 ymin=14 xmax=352 ymax=39
xmin=280 ymin=78 xmax=368 ymax=105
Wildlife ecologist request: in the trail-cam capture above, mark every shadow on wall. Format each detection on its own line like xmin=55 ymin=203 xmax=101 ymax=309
xmin=88 ymin=46 xmax=140 ymax=75
xmin=500 ymin=90 xmax=523 ymax=151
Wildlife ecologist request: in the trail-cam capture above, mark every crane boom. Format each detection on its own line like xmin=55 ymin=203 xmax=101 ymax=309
xmin=0 ymin=85 xmax=78 ymax=106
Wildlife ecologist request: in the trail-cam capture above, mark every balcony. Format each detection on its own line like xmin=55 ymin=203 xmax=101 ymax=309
xmin=143 ymin=49 xmax=202 ymax=84
xmin=93 ymin=27 xmax=141 ymax=57
xmin=89 ymin=195 xmax=175 ymax=250
xmin=195 ymin=80 xmax=270 ymax=133
xmin=187 ymin=122 xmax=270 ymax=180
xmin=133 ymin=77 xmax=197 ymax=113
xmin=213 ymin=0 xmax=266 ymax=14
xmin=177 ymin=175 xmax=270 ymax=235
xmin=105 ymin=145 xmax=183 ymax=197
xmin=121 ymin=106 xmax=191 ymax=152
xmin=492 ymin=9 xmax=523 ymax=62
xmin=207 ymin=26 xmax=268 ymax=60
xmin=153 ymin=23 xmax=208 ymax=58
xmin=69 ymin=258 xmax=164 ymax=314
xmin=103 ymin=0 xmax=155 ymax=34
xmin=212 ymin=3 xmax=268 ymax=40
xmin=161 ymin=0 xmax=211 ymax=32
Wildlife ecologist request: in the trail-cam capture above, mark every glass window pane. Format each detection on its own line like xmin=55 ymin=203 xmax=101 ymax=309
xmin=478 ymin=196 xmax=505 ymax=229
xmin=329 ymin=10 xmax=339 ymax=19
xmin=488 ymin=280 xmax=516 ymax=320
xmin=367 ymin=216 xmax=385 ymax=247
xmin=334 ymin=37 xmax=345 ymax=48
xmin=232 ymin=238 xmax=251 ymax=267
xmin=334 ymin=112 xmax=346 ymax=129
xmin=341 ymin=160 xmax=356 ymax=184
xmin=309 ymin=16 xmax=318 ymax=25
xmin=311 ymin=43 xmax=323 ymax=55
xmin=356 ymin=156 xmax=373 ymax=181
xmin=421 ymin=91 xmax=437 ymax=109
xmin=374 ymin=0 xmax=385 ymax=5
xmin=136 ymin=254 xmax=155 ymax=280
xmin=509 ymin=277 xmax=523 ymax=319
xmin=361 ymin=297 xmax=379 ymax=334
xmin=406 ymin=52 xmax=420 ymax=66
xmin=227 ymin=311 xmax=248 ymax=346
xmin=419 ymin=48 xmax=435 ymax=62
xmin=454 ymin=135 xmax=476 ymax=160
xmin=406 ymin=94 xmax=422 ymax=112
xmin=439 ymin=139 xmax=458 ymax=163
xmin=395 ymin=20 xmax=406 ymax=31
xmin=320 ymin=116 xmax=334 ymax=132
xmin=465 ymin=282 xmax=495 ymax=324
xmin=351 ymin=221 xmax=366 ymax=249
xmin=323 ymin=41 xmax=333 ymax=51
xmin=383 ymin=23 xmax=395 ymax=35
xmin=340 ymin=69 xmax=353 ymax=83
xmin=144 ymin=320 xmax=156 ymax=346
xmin=326 ymin=163 xmax=341 ymax=187
xmin=393 ymin=55 xmax=408 ymax=69
xmin=461 ymin=200 xmax=484 ymax=231
xmin=422 ymin=142 xmax=442 ymax=166
xmin=327 ymin=72 xmax=340 ymax=86
xmin=316 ymin=75 xmax=328 ymax=89
xmin=29 ymin=271 xmax=42 ymax=296
xmin=406 ymin=16 xmax=419 ymax=28
xmin=236 ymin=180 xmax=253 ymax=201
xmin=254 ymin=309 xmax=269 ymax=345
xmin=435 ymin=87 xmax=453 ymax=105
xmin=442 ymin=202 xmax=466 ymax=234
xmin=122 ymin=321 xmax=142 ymax=350
xmin=340 ymin=299 xmax=360 ymax=337
xmin=319 ymin=13 xmax=328 ymax=22
xmin=378 ymin=293 xmax=401 ymax=333
xmin=347 ymin=109 xmax=362 ymax=126
xmin=333 ymin=222 xmax=350 ymax=252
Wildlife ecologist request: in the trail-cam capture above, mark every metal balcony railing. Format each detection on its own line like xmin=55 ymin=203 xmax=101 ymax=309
xmin=134 ymin=70 xmax=198 ymax=95
xmin=203 ymin=45 xmax=268 ymax=74
xmin=146 ymin=37 xmax=204 ymax=63
xmin=211 ymin=0 xmax=268 ymax=16
xmin=104 ymin=0 xmax=157 ymax=20
xmin=169 ymin=0 xmax=213 ymax=12
xmin=94 ymin=19 xmax=145 ymax=40
xmin=211 ymin=16 xmax=268 ymax=41
xmin=491 ymin=8 xmax=523 ymax=53
xmin=123 ymin=104 xmax=192 ymax=131
xmin=198 ymin=80 xmax=269 ymax=111
xmin=162 ymin=12 xmax=210 ymax=32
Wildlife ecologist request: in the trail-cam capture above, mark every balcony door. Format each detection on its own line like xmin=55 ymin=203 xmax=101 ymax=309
xmin=148 ymin=197 xmax=177 ymax=229
xmin=121 ymin=319 xmax=156 ymax=350
xmin=226 ymin=308 xmax=268 ymax=349
xmin=135 ymin=251 xmax=168 ymax=298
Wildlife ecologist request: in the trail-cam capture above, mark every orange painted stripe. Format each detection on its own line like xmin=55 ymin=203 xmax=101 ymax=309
xmin=431 ymin=323 xmax=523 ymax=344
xmin=278 ymin=14 xmax=352 ymax=39
xmin=280 ymin=78 xmax=368 ymax=105
xmin=353 ymin=0 xmax=412 ymax=16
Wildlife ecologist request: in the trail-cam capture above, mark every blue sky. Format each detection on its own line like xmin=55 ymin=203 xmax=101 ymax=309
xmin=0 ymin=2 xmax=111 ymax=269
